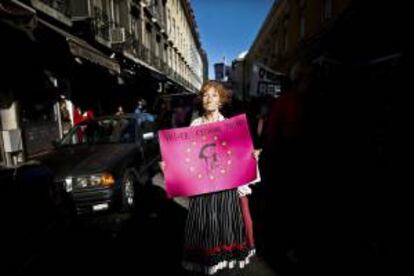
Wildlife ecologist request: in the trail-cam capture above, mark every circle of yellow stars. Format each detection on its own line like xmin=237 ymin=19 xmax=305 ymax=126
xmin=185 ymin=135 xmax=233 ymax=181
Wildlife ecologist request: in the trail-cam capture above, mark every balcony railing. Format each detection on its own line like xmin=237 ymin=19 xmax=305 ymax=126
xmin=137 ymin=44 xmax=150 ymax=64
xmin=31 ymin=0 xmax=72 ymax=25
xmin=160 ymin=60 xmax=168 ymax=73
xmin=151 ymin=51 xmax=160 ymax=70
xmin=143 ymin=0 xmax=165 ymax=29
xmin=126 ymin=39 xmax=196 ymax=90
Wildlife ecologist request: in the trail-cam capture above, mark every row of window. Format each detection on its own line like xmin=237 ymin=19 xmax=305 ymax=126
xmin=263 ymin=0 xmax=334 ymax=63
xmin=92 ymin=0 xmax=202 ymax=87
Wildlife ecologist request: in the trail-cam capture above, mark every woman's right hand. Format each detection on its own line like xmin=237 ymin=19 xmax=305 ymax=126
xmin=252 ymin=149 xmax=262 ymax=161
xmin=159 ymin=161 xmax=165 ymax=174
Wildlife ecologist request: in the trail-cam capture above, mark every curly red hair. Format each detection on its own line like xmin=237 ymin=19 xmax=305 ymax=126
xmin=199 ymin=81 xmax=230 ymax=107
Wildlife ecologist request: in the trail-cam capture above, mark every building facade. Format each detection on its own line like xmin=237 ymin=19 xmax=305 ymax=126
xmin=165 ymin=0 xmax=204 ymax=91
xmin=243 ymin=0 xmax=353 ymax=100
xmin=0 ymin=0 xmax=206 ymax=167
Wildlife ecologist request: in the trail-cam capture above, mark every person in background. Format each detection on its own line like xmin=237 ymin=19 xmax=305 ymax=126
xmin=155 ymin=100 xmax=172 ymax=129
xmin=134 ymin=98 xmax=155 ymax=125
xmin=171 ymin=99 xmax=187 ymax=128
xmin=59 ymin=98 xmax=71 ymax=135
xmin=73 ymin=106 xmax=83 ymax=126
xmin=116 ymin=106 xmax=124 ymax=116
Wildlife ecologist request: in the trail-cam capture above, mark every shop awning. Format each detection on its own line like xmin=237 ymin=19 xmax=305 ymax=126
xmin=38 ymin=18 xmax=121 ymax=74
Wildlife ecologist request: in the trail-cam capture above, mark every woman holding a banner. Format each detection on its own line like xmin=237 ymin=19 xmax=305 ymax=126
xmin=160 ymin=81 xmax=260 ymax=275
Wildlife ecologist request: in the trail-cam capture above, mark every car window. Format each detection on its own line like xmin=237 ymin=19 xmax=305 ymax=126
xmin=60 ymin=118 xmax=136 ymax=145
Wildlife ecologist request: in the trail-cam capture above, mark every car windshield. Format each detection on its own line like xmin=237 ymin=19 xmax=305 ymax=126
xmin=60 ymin=118 xmax=136 ymax=146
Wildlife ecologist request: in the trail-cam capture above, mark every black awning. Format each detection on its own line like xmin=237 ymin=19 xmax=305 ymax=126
xmin=38 ymin=19 xmax=121 ymax=74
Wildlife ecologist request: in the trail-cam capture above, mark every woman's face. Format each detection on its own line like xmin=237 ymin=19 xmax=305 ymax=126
xmin=202 ymin=88 xmax=221 ymax=112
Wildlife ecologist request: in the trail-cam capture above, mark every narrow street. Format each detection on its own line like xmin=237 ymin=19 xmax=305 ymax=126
xmin=3 ymin=172 xmax=277 ymax=275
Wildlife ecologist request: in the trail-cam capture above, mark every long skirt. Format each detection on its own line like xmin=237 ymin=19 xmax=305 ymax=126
xmin=182 ymin=189 xmax=255 ymax=275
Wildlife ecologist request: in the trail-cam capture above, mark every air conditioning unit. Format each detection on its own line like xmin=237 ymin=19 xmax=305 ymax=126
xmin=2 ymin=129 xmax=23 ymax=153
xmin=111 ymin=27 xmax=126 ymax=44
xmin=71 ymin=0 xmax=92 ymax=20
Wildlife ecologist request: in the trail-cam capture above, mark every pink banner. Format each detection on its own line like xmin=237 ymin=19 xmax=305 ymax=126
xmin=159 ymin=114 xmax=257 ymax=198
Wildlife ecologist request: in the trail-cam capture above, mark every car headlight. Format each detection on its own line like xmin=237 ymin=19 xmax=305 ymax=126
xmin=66 ymin=173 xmax=115 ymax=190
xmin=89 ymin=174 xmax=115 ymax=187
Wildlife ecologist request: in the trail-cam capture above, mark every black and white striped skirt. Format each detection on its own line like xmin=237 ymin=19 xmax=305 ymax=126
xmin=182 ymin=189 xmax=255 ymax=275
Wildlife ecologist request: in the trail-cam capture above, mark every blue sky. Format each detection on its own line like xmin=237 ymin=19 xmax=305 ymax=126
xmin=191 ymin=0 xmax=275 ymax=79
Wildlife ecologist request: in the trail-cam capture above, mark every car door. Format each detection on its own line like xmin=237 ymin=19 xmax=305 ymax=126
xmin=137 ymin=118 xmax=160 ymax=174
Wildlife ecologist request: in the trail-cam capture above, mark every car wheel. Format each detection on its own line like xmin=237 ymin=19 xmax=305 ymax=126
xmin=121 ymin=169 xmax=136 ymax=212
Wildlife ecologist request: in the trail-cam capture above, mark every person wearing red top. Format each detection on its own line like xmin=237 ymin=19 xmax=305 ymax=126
xmin=73 ymin=106 xmax=83 ymax=126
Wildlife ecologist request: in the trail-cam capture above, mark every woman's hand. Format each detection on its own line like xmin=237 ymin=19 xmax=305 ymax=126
xmin=159 ymin=161 xmax=166 ymax=174
xmin=252 ymin=149 xmax=262 ymax=161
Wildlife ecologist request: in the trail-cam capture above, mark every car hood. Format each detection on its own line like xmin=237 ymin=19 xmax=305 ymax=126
xmin=37 ymin=143 xmax=138 ymax=180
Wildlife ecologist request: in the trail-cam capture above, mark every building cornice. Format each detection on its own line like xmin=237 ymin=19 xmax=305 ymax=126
xmin=179 ymin=0 xmax=202 ymax=50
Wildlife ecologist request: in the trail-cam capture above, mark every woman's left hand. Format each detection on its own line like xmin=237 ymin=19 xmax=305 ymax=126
xmin=252 ymin=149 xmax=262 ymax=161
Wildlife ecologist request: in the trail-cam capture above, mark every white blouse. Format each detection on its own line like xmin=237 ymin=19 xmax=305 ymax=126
xmin=190 ymin=115 xmax=258 ymax=197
